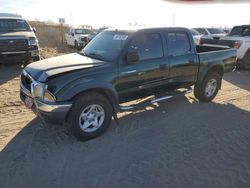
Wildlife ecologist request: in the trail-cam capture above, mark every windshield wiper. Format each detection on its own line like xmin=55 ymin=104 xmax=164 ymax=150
xmin=83 ymin=52 xmax=105 ymax=61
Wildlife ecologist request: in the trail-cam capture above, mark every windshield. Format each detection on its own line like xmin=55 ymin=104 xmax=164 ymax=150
xmin=229 ymin=27 xmax=250 ymax=36
xmin=82 ymin=31 xmax=130 ymax=61
xmin=0 ymin=19 xmax=31 ymax=33
xmin=207 ymin=28 xmax=225 ymax=34
xmin=75 ymin=29 xmax=94 ymax=35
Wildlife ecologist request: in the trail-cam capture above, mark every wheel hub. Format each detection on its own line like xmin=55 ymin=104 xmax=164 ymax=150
xmin=79 ymin=104 xmax=105 ymax=133
xmin=205 ymin=78 xmax=217 ymax=98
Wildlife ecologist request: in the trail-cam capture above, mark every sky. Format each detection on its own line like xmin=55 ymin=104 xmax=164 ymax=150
xmin=0 ymin=0 xmax=250 ymax=28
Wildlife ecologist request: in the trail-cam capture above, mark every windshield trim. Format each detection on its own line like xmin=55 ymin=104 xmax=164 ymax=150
xmin=81 ymin=30 xmax=132 ymax=62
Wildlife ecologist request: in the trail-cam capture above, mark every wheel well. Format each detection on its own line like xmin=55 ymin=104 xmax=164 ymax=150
xmin=65 ymin=88 xmax=117 ymax=123
xmin=72 ymin=88 xmax=117 ymax=109
xmin=210 ymin=65 xmax=223 ymax=77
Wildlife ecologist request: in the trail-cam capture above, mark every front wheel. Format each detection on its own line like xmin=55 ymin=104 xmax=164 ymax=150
xmin=33 ymin=56 xmax=40 ymax=62
xmin=194 ymin=72 xmax=221 ymax=102
xmin=68 ymin=92 xmax=112 ymax=141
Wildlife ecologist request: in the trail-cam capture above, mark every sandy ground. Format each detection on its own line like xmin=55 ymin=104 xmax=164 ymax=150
xmin=0 ymin=51 xmax=250 ymax=187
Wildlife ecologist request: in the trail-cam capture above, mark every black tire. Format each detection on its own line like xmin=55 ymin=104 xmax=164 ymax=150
xmin=241 ymin=51 xmax=250 ymax=70
xmin=74 ymin=40 xmax=79 ymax=50
xmin=194 ymin=72 xmax=221 ymax=102
xmin=68 ymin=92 xmax=112 ymax=141
xmin=22 ymin=60 xmax=31 ymax=67
xmin=33 ymin=56 xmax=40 ymax=62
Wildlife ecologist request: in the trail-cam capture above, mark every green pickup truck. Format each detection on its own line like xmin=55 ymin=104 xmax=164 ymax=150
xmin=20 ymin=27 xmax=236 ymax=141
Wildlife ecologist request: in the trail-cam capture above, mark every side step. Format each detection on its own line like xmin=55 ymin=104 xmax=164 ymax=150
xmin=119 ymin=87 xmax=192 ymax=111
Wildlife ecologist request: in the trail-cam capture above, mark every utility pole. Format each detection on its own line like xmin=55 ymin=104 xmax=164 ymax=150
xmin=59 ymin=18 xmax=65 ymax=45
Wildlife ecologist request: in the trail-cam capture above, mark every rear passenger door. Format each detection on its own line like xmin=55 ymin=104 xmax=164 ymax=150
xmin=166 ymin=31 xmax=199 ymax=86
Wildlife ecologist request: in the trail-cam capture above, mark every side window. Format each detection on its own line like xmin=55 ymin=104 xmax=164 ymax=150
xmin=167 ymin=32 xmax=191 ymax=56
xmin=82 ymin=29 xmax=87 ymax=34
xmin=196 ymin=28 xmax=207 ymax=35
xmin=243 ymin=28 xmax=250 ymax=36
xmin=128 ymin=33 xmax=163 ymax=61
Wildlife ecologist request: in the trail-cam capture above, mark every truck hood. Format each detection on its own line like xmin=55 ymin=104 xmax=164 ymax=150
xmin=0 ymin=31 xmax=35 ymax=38
xmin=25 ymin=53 xmax=106 ymax=82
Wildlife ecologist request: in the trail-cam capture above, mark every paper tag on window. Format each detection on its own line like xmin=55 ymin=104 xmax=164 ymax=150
xmin=113 ymin=34 xmax=128 ymax=40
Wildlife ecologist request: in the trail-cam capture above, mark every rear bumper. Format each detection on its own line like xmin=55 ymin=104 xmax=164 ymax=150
xmin=0 ymin=48 xmax=40 ymax=63
xmin=20 ymin=86 xmax=72 ymax=124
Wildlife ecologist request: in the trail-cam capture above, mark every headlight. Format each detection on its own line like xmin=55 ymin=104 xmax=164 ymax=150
xmin=33 ymin=83 xmax=46 ymax=98
xmin=33 ymin=83 xmax=56 ymax=102
xmin=29 ymin=37 xmax=38 ymax=46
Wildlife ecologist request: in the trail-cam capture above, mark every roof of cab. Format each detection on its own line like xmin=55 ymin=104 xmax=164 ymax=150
xmin=0 ymin=13 xmax=22 ymax=18
xmin=105 ymin=26 xmax=189 ymax=33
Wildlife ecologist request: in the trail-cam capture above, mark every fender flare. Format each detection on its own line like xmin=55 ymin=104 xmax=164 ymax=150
xmin=196 ymin=63 xmax=224 ymax=87
xmin=56 ymin=81 xmax=119 ymax=108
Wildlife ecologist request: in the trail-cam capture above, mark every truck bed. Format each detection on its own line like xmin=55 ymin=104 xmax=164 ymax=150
xmin=196 ymin=45 xmax=237 ymax=73
xmin=196 ymin=45 xmax=231 ymax=53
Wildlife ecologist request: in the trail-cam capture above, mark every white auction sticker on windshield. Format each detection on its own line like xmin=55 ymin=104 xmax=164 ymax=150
xmin=113 ymin=34 xmax=128 ymax=40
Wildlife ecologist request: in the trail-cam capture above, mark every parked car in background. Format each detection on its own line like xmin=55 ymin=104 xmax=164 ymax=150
xmin=194 ymin=28 xmax=227 ymax=45
xmin=193 ymin=27 xmax=226 ymax=37
xmin=189 ymin=29 xmax=202 ymax=45
xmin=65 ymin=28 xmax=95 ymax=49
xmin=20 ymin=27 xmax=236 ymax=141
xmin=0 ymin=13 xmax=40 ymax=64
xmin=223 ymin=29 xmax=231 ymax=34
xmin=200 ymin=25 xmax=250 ymax=69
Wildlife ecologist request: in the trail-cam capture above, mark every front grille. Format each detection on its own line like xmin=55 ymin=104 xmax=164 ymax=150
xmin=0 ymin=39 xmax=28 ymax=52
xmin=21 ymin=72 xmax=32 ymax=91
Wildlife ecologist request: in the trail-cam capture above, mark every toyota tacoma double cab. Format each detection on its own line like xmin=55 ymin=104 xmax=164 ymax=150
xmin=20 ymin=27 xmax=236 ymax=141
xmin=0 ymin=14 xmax=40 ymax=64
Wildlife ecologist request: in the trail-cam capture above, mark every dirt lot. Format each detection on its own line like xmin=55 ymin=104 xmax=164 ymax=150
xmin=1 ymin=50 xmax=250 ymax=187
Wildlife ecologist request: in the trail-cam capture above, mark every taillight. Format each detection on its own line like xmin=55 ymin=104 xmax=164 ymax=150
xmin=233 ymin=41 xmax=242 ymax=49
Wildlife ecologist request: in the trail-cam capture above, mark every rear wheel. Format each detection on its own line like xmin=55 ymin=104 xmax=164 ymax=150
xmin=74 ymin=40 xmax=79 ymax=50
xmin=194 ymin=72 xmax=221 ymax=102
xmin=68 ymin=92 xmax=112 ymax=141
xmin=242 ymin=51 xmax=250 ymax=69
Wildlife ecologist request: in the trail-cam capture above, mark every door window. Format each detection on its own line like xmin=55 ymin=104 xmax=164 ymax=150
xmin=128 ymin=33 xmax=163 ymax=61
xmin=166 ymin=32 xmax=191 ymax=56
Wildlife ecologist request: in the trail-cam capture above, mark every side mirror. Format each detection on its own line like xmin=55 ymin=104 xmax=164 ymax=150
xmin=126 ymin=51 xmax=139 ymax=64
xmin=71 ymin=33 xmax=74 ymax=37
xmin=32 ymin=27 xmax=36 ymax=33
